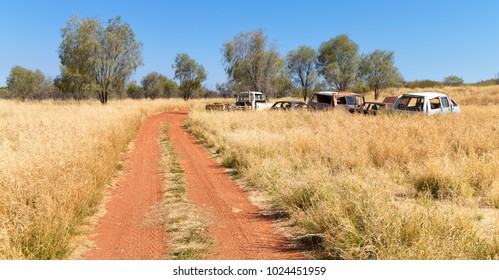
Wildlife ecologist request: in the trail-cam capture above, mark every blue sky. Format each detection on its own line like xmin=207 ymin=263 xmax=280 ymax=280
xmin=0 ymin=0 xmax=498 ymax=88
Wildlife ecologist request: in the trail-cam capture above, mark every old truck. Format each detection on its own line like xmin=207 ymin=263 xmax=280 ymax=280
xmin=307 ymin=91 xmax=365 ymax=112
xmin=392 ymin=92 xmax=460 ymax=115
xmin=206 ymin=91 xmax=271 ymax=111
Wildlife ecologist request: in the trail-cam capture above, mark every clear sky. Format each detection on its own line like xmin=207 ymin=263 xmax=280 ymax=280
xmin=0 ymin=0 xmax=498 ymax=88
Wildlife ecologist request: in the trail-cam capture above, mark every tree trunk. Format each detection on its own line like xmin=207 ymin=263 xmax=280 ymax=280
xmin=374 ymin=88 xmax=380 ymax=100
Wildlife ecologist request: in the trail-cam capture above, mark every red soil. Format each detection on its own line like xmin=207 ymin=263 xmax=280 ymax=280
xmin=165 ymin=111 xmax=303 ymax=260
xmin=84 ymin=112 xmax=170 ymax=260
xmin=83 ymin=110 xmax=302 ymax=260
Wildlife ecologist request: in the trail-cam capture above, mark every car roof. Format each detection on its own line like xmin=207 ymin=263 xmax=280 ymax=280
xmin=400 ymin=92 xmax=448 ymax=99
xmin=312 ymin=91 xmax=362 ymax=97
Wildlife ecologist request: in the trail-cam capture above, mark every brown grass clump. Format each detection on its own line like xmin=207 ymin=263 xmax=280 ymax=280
xmin=186 ymin=89 xmax=499 ymax=259
xmin=0 ymin=98 xmax=200 ymax=259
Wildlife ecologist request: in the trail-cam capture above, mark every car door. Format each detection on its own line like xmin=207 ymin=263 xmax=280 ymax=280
xmin=450 ymin=98 xmax=460 ymax=113
xmin=440 ymin=96 xmax=451 ymax=114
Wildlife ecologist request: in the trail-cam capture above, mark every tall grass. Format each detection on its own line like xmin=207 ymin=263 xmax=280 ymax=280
xmin=0 ymin=99 xmax=201 ymax=259
xmin=186 ymin=89 xmax=499 ymax=259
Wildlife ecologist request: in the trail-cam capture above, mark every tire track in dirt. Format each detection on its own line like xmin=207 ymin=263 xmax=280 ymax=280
xmin=84 ymin=112 xmax=171 ymax=260
xmin=165 ymin=111 xmax=303 ymax=260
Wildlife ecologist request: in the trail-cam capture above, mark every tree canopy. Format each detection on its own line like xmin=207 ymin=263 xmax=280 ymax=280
xmin=317 ymin=34 xmax=360 ymax=91
xmin=359 ymin=50 xmax=402 ymax=100
xmin=173 ymin=53 xmax=206 ymax=101
xmin=59 ymin=16 xmax=142 ymax=104
xmin=222 ymin=29 xmax=282 ymax=95
xmin=286 ymin=46 xmax=319 ymax=101
xmin=443 ymin=75 xmax=464 ymax=86
xmin=6 ymin=66 xmax=44 ymax=101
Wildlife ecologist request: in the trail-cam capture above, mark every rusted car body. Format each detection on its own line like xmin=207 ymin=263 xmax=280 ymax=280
xmin=307 ymin=91 xmax=365 ymax=112
xmin=392 ymin=92 xmax=460 ymax=115
xmin=358 ymin=101 xmax=389 ymax=115
xmin=270 ymin=101 xmax=307 ymax=110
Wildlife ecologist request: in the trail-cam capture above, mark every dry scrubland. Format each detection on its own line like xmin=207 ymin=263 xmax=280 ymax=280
xmin=0 ymin=99 xmax=202 ymax=259
xmin=187 ymin=86 xmax=499 ymax=259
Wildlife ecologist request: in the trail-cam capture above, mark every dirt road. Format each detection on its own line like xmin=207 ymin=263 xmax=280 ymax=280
xmin=84 ymin=111 xmax=302 ymax=260
xmin=166 ymin=111 xmax=302 ymax=260
xmin=84 ymin=112 xmax=170 ymax=260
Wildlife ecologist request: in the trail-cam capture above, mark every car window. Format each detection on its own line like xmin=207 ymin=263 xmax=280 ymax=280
xmin=429 ymin=97 xmax=441 ymax=110
xmin=441 ymin=97 xmax=449 ymax=108
xmin=313 ymin=94 xmax=332 ymax=104
xmin=337 ymin=97 xmax=347 ymax=105
xmin=397 ymin=96 xmax=424 ymax=111
xmin=346 ymin=96 xmax=357 ymax=105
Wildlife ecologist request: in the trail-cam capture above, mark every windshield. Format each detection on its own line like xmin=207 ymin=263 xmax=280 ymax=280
xmin=254 ymin=94 xmax=266 ymax=101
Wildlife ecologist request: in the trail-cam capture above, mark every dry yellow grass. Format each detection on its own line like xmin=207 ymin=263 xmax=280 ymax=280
xmin=186 ymin=87 xmax=499 ymax=259
xmin=0 ymin=98 xmax=203 ymax=259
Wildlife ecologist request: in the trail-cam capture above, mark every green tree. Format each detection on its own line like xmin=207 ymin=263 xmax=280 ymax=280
xmin=162 ymin=77 xmax=178 ymax=99
xmin=273 ymin=68 xmax=293 ymax=98
xmin=126 ymin=80 xmax=143 ymax=99
xmin=6 ymin=66 xmax=44 ymax=101
xmin=173 ymin=53 xmax=206 ymax=101
xmin=443 ymin=75 xmax=464 ymax=86
xmin=286 ymin=46 xmax=318 ymax=101
xmin=359 ymin=50 xmax=402 ymax=100
xmin=317 ymin=34 xmax=360 ymax=91
xmin=59 ymin=16 xmax=142 ymax=104
xmin=141 ymin=72 xmax=165 ymax=99
xmin=222 ymin=29 xmax=282 ymax=95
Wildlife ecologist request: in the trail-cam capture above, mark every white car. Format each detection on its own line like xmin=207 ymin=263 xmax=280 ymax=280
xmin=392 ymin=92 xmax=460 ymax=115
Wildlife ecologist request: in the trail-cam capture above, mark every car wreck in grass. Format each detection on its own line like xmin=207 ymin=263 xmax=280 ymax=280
xmin=206 ymin=91 xmax=271 ymax=111
xmin=357 ymin=96 xmax=397 ymax=115
xmin=307 ymin=91 xmax=365 ymax=112
xmin=358 ymin=101 xmax=390 ymax=115
xmin=392 ymin=92 xmax=460 ymax=115
xmin=270 ymin=101 xmax=307 ymax=110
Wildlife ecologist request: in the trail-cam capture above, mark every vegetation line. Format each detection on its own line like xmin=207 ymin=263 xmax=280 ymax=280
xmin=158 ymin=122 xmax=214 ymax=260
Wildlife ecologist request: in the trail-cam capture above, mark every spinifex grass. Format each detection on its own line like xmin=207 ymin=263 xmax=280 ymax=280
xmin=0 ymin=99 xmax=203 ymax=259
xmin=186 ymin=88 xmax=499 ymax=259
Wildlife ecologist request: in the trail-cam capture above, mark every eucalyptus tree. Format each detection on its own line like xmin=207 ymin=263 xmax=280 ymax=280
xmin=6 ymin=66 xmax=44 ymax=101
xmin=359 ymin=50 xmax=402 ymax=100
xmin=222 ymin=29 xmax=282 ymax=95
xmin=126 ymin=80 xmax=143 ymax=99
xmin=59 ymin=16 xmax=142 ymax=104
xmin=286 ymin=46 xmax=318 ymax=101
xmin=443 ymin=75 xmax=464 ymax=86
xmin=317 ymin=34 xmax=360 ymax=91
xmin=141 ymin=72 xmax=165 ymax=99
xmin=173 ymin=53 xmax=206 ymax=101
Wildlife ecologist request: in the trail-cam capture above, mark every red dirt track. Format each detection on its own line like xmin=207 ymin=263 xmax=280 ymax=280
xmin=84 ymin=112 xmax=170 ymax=260
xmin=84 ymin=110 xmax=302 ymax=260
xmin=166 ymin=111 xmax=302 ymax=260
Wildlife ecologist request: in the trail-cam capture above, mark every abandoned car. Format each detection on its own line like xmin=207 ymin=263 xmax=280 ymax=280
xmin=358 ymin=101 xmax=390 ymax=115
xmin=270 ymin=101 xmax=307 ymax=110
xmin=392 ymin=92 xmax=460 ymax=115
xmin=206 ymin=91 xmax=271 ymax=111
xmin=307 ymin=91 xmax=365 ymax=112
